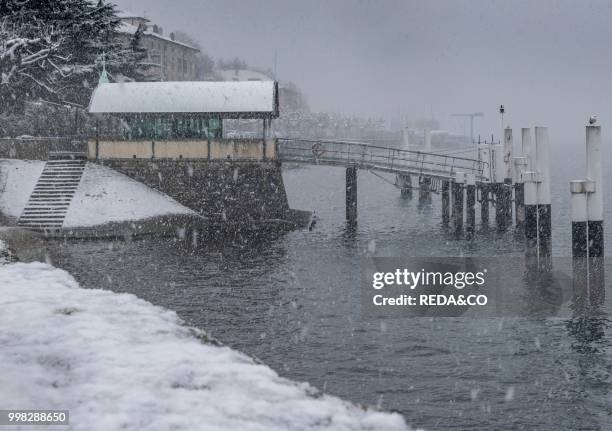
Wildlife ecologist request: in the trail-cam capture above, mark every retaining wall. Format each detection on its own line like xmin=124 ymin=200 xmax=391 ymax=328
xmin=0 ymin=138 xmax=86 ymax=160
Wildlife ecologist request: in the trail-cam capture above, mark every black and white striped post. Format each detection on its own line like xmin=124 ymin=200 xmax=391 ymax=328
xmin=535 ymin=126 xmax=552 ymax=267
xmin=513 ymin=127 xmax=531 ymax=229
xmin=493 ymin=143 xmax=507 ymax=230
xmin=585 ymin=125 xmax=604 ymax=261
xmin=478 ymin=141 xmax=491 ymax=227
xmin=503 ymin=127 xmax=514 ymax=225
xmin=523 ymin=126 xmax=552 ymax=271
xmin=466 ymin=173 xmax=476 ymax=239
xmin=570 ymin=123 xmax=604 ymax=310
xmin=523 ymin=170 xmax=539 ymax=267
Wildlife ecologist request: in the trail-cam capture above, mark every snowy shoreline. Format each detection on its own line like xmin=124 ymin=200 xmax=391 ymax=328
xmin=0 ymin=257 xmax=410 ymax=431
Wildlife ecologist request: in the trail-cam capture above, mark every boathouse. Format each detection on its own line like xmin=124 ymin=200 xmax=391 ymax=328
xmin=87 ymin=80 xmax=304 ymax=237
xmin=88 ymin=80 xmax=279 ymax=160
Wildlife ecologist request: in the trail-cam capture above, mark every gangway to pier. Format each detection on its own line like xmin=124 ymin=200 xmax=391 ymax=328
xmin=277 ymin=138 xmax=489 ymax=183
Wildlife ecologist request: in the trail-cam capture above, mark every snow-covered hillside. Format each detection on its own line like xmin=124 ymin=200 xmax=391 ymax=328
xmin=0 ymin=262 xmax=410 ymax=431
xmin=63 ymin=163 xmax=194 ymax=228
xmin=0 ymin=159 xmax=44 ymax=220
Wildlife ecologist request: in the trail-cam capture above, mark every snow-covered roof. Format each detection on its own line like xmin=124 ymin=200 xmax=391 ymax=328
xmin=88 ymin=81 xmax=279 ymax=118
xmin=116 ymin=10 xmax=148 ymax=20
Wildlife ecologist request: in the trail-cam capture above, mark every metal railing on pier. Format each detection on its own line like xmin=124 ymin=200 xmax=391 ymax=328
xmin=277 ymin=139 xmax=489 ymax=182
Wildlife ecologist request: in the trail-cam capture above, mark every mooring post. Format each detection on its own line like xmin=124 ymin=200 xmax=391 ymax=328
xmin=586 ymin=125 xmax=604 ymax=262
xmin=504 ymin=127 xmax=514 ymax=225
xmin=452 ymin=172 xmax=465 ymax=234
xmin=480 ymin=184 xmax=489 ymax=227
xmin=466 ymin=173 xmax=476 ymax=239
xmin=515 ymin=128 xmax=532 ymax=230
xmin=523 ymin=172 xmax=539 ymax=266
xmin=535 ymin=127 xmax=552 ymax=268
xmin=513 ymin=158 xmax=526 ymax=228
xmin=493 ymin=144 xmax=507 ymax=230
xmin=441 ymin=180 xmax=450 ymax=225
xmin=477 ymin=140 xmax=491 ymax=228
xmin=570 ymin=124 xmax=605 ymax=311
xmin=570 ymin=180 xmax=589 ymax=310
xmin=346 ymin=166 xmax=358 ymax=224
xmin=513 ymin=156 xmax=527 ymax=229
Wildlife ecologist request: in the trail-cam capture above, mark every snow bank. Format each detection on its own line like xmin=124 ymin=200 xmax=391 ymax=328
xmin=63 ymin=163 xmax=194 ymax=228
xmin=0 ymin=160 xmax=193 ymax=228
xmin=0 ymin=159 xmax=45 ymax=219
xmin=0 ymin=263 xmax=409 ymax=431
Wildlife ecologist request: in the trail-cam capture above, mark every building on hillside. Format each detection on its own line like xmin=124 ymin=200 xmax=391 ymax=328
xmin=117 ymin=11 xmax=199 ymax=81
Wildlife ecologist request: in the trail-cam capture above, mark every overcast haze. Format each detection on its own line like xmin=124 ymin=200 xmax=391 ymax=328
xmin=114 ymin=0 xmax=612 ymax=141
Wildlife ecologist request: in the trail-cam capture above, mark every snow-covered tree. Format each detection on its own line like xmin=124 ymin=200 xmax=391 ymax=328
xmin=0 ymin=0 xmax=148 ymax=115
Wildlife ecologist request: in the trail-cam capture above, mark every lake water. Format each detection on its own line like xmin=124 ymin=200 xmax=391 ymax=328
xmin=46 ymin=141 xmax=612 ymax=430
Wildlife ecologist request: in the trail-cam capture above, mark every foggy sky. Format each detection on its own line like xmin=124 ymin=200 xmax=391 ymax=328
xmin=114 ymin=0 xmax=612 ymax=141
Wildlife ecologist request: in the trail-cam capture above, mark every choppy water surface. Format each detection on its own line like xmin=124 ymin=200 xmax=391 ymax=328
xmin=48 ymin=143 xmax=612 ymax=430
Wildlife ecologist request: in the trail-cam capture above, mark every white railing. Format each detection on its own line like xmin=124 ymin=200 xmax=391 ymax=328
xmin=277 ymin=139 xmax=488 ymax=182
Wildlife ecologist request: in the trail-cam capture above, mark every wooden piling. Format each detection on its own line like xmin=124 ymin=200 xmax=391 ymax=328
xmin=419 ymin=176 xmax=431 ymax=202
xmin=452 ymin=173 xmax=465 ymax=234
xmin=346 ymin=166 xmax=357 ymax=224
xmin=466 ymin=174 xmax=476 ymax=239
xmin=441 ymin=180 xmax=450 ymax=225
xmin=397 ymin=174 xmax=412 ymax=198
xmin=480 ymin=184 xmax=489 ymax=227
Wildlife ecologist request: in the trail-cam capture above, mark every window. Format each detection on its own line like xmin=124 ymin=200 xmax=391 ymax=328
xmin=119 ymin=115 xmax=223 ymax=140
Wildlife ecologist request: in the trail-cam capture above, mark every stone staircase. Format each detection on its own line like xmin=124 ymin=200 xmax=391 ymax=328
xmin=17 ymin=152 xmax=87 ymax=230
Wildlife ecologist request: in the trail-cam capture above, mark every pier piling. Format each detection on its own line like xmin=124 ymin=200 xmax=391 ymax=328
xmin=441 ymin=180 xmax=450 ymax=225
xmin=524 ymin=176 xmax=539 ymax=266
xmin=397 ymin=174 xmax=412 ymax=198
xmin=493 ymin=144 xmax=507 ymax=230
xmin=453 ymin=172 xmax=465 ymax=235
xmin=513 ymin=157 xmax=527 ymax=229
xmin=524 ymin=127 xmax=552 ymax=270
xmin=585 ymin=125 xmax=604 ymax=261
xmin=535 ymin=127 xmax=552 ymax=267
xmin=514 ymin=128 xmax=531 ymax=231
xmin=480 ymin=184 xmax=489 ymax=227
xmin=419 ymin=177 xmax=432 ymax=203
xmin=503 ymin=127 xmax=514 ymax=225
xmin=466 ymin=174 xmax=476 ymax=239
xmin=570 ymin=124 xmax=605 ymax=310
xmin=346 ymin=166 xmax=358 ymax=224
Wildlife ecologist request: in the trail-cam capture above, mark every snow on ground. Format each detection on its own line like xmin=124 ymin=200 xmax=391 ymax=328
xmin=0 ymin=159 xmax=45 ymax=219
xmin=0 ymin=262 xmax=410 ymax=431
xmin=0 ymin=159 xmax=195 ymax=228
xmin=63 ymin=163 xmax=195 ymax=228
